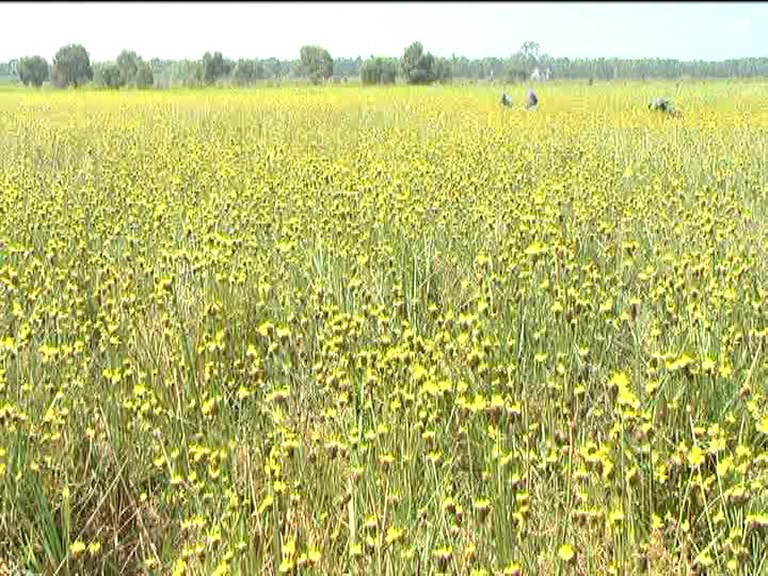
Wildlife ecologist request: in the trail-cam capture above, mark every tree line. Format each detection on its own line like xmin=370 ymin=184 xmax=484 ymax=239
xmin=6 ymin=40 xmax=768 ymax=89
xmin=15 ymin=45 xmax=155 ymax=88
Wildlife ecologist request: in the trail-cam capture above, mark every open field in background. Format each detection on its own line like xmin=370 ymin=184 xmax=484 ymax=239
xmin=0 ymin=82 xmax=766 ymax=575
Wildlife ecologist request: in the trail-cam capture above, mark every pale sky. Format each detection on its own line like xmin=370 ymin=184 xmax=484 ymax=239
xmin=1 ymin=2 xmax=766 ymax=63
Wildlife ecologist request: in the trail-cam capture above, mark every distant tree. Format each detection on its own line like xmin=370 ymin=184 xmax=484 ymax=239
xmin=52 ymin=44 xmax=93 ymax=88
xmin=299 ymin=45 xmax=333 ymax=84
xmin=505 ymin=60 xmax=528 ymax=83
xmin=333 ymin=57 xmax=362 ymax=79
xmin=96 ymin=62 xmax=123 ymax=88
xmin=360 ymin=56 xmax=398 ymax=85
xmin=51 ymin=49 xmax=768 ymax=90
xmin=17 ymin=55 xmax=49 ymax=87
xmin=262 ymin=58 xmax=285 ymax=80
xmin=400 ymin=42 xmax=438 ymax=84
xmin=433 ymin=57 xmax=452 ymax=83
xmin=285 ymin=60 xmax=303 ymax=80
xmin=233 ymin=60 xmax=253 ymax=85
xmin=226 ymin=58 xmax=237 ymax=76
xmin=233 ymin=59 xmax=265 ymax=85
xmin=187 ymin=61 xmax=204 ymax=86
xmin=166 ymin=59 xmax=202 ymax=86
xmin=117 ymin=50 xmax=139 ymax=85
xmin=253 ymin=60 xmax=266 ymax=81
xmin=135 ymin=61 xmax=154 ymax=88
xmin=380 ymin=58 xmax=398 ymax=84
xmin=520 ymin=41 xmax=540 ymax=62
xmin=360 ymin=61 xmax=376 ymax=85
xmin=202 ymin=51 xmax=228 ymax=85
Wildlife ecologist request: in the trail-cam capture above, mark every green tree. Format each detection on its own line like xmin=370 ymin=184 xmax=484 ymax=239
xmin=506 ymin=41 xmax=540 ymax=81
xmin=520 ymin=41 xmax=540 ymax=63
xmin=187 ymin=61 xmax=204 ymax=86
xmin=299 ymin=45 xmax=333 ymax=84
xmin=5 ymin=60 xmax=19 ymax=79
xmin=400 ymin=42 xmax=437 ymax=84
xmin=117 ymin=50 xmax=139 ymax=85
xmin=135 ymin=61 xmax=154 ymax=88
xmin=433 ymin=57 xmax=452 ymax=84
xmin=233 ymin=59 xmax=265 ymax=85
xmin=262 ymin=58 xmax=285 ymax=80
xmin=333 ymin=57 xmax=362 ymax=79
xmin=95 ymin=62 xmax=123 ymax=88
xmin=17 ymin=55 xmax=49 ymax=87
xmin=360 ymin=58 xmax=379 ymax=85
xmin=52 ymin=44 xmax=93 ymax=88
xmin=167 ymin=59 xmax=202 ymax=86
xmin=505 ymin=58 xmax=528 ymax=83
xmin=361 ymin=57 xmax=398 ymax=85
xmin=202 ymin=51 xmax=228 ymax=85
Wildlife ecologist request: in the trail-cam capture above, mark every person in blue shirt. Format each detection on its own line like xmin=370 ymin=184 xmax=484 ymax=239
xmin=525 ymin=89 xmax=538 ymax=110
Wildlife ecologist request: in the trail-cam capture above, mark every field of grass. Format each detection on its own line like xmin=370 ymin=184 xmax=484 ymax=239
xmin=0 ymin=81 xmax=767 ymax=575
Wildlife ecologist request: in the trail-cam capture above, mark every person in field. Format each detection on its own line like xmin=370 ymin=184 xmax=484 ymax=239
xmin=501 ymin=92 xmax=512 ymax=107
xmin=649 ymin=97 xmax=680 ymax=116
xmin=525 ymin=89 xmax=538 ymax=110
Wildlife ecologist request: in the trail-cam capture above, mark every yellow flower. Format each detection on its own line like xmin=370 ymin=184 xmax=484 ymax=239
xmin=70 ymin=540 xmax=86 ymax=558
xmin=172 ymin=558 xmax=187 ymax=576
xmin=688 ymin=445 xmax=706 ymax=468
xmin=558 ymin=543 xmax=576 ymax=563
xmin=385 ymin=526 xmax=404 ymax=545
xmin=308 ymin=545 xmax=322 ymax=563
xmin=608 ymin=371 xmax=630 ymax=388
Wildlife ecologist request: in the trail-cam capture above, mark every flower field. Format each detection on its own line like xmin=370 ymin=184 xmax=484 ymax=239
xmin=0 ymin=81 xmax=767 ymax=575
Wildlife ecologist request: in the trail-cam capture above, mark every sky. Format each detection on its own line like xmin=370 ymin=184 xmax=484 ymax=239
xmin=1 ymin=2 xmax=766 ymax=63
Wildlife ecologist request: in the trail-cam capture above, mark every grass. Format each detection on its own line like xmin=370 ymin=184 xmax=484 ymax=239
xmin=0 ymin=81 xmax=766 ymax=575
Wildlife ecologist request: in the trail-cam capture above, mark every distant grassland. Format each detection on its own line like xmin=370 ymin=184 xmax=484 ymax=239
xmin=0 ymin=82 xmax=767 ymax=575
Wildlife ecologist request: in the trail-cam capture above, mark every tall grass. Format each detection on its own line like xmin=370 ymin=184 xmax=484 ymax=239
xmin=0 ymin=81 xmax=766 ymax=575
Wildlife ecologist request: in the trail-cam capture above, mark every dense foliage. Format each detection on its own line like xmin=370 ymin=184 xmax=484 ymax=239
xmin=4 ymin=40 xmax=768 ymax=88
